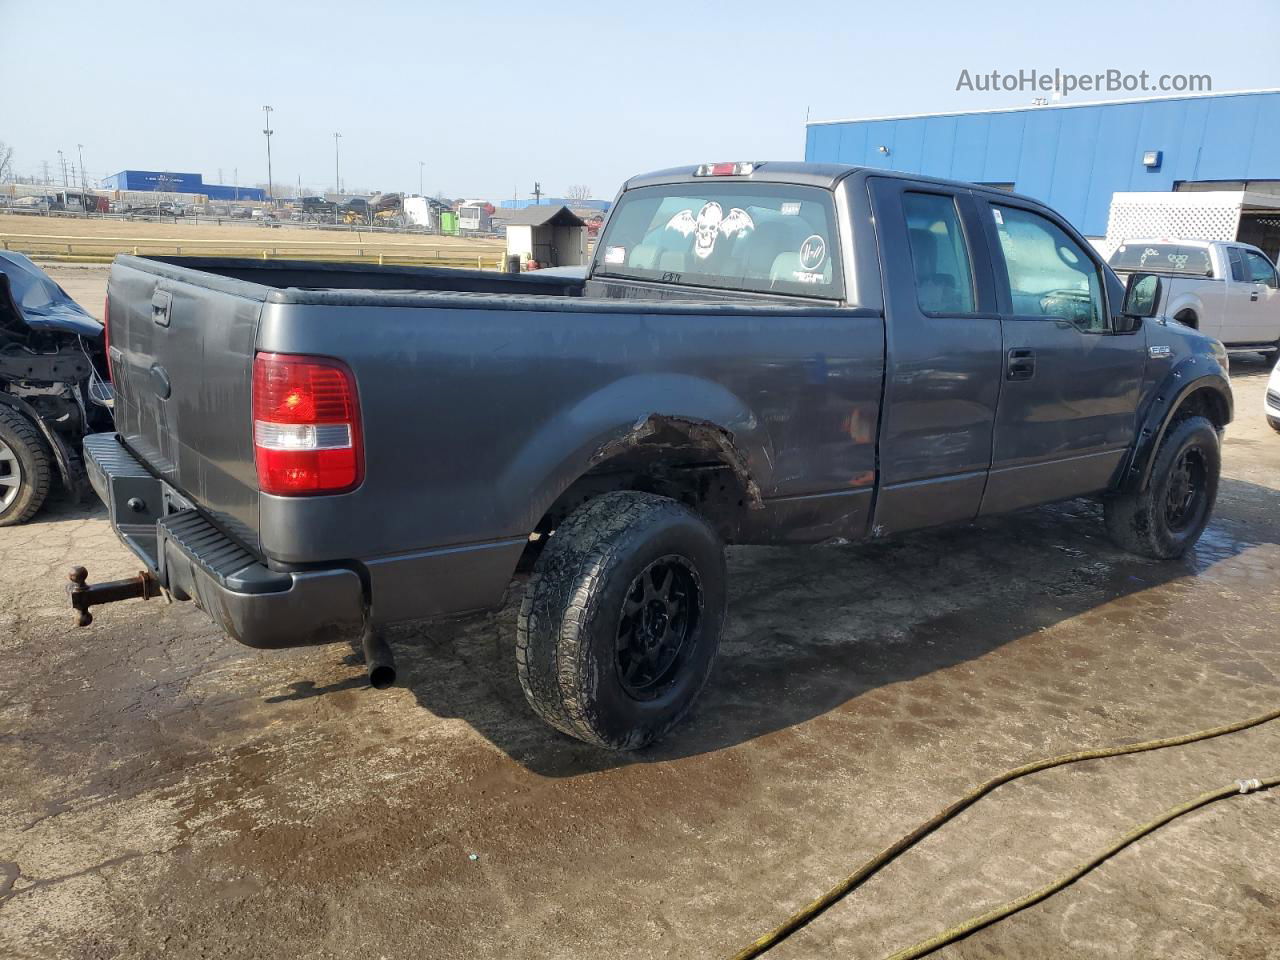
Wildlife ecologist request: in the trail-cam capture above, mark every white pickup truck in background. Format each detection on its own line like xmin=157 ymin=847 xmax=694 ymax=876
xmin=1109 ymin=239 xmax=1280 ymax=365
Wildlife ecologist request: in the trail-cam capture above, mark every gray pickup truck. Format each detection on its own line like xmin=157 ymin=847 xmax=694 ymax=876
xmin=75 ymin=161 xmax=1232 ymax=750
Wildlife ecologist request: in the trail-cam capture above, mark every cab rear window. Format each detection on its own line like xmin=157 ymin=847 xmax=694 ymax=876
xmin=1108 ymin=243 xmax=1215 ymax=278
xmin=593 ymin=183 xmax=842 ymax=298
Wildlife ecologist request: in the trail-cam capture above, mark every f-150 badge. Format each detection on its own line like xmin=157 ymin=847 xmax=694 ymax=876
xmin=1149 ymin=345 xmax=1172 ymax=358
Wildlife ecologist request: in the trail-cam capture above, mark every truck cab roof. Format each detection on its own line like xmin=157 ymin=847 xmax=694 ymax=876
xmin=621 ymin=161 xmax=1045 ymax=207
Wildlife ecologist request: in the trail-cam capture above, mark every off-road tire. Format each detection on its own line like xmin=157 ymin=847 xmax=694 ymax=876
xmin=0 ymin=408 xmax=52 ymax=527
xmin=1104 ymin=415 xmax=1220 ymax=560
xmin=516 ymin=491 xmax=727 ymax=750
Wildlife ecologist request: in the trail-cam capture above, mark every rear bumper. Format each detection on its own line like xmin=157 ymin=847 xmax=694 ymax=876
xmin=83 ymin=433 xmax=365 ymax=648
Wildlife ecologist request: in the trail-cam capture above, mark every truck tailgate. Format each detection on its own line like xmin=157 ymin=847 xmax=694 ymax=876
xmin=107 ymin=258 xmax=265 ymax=550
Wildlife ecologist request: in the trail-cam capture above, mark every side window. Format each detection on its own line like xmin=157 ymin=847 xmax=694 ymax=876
xmin=992 ymin=205 xmax=1106 ymax=331
xmin=1243 ymin=250 xmax=1279 ymax=288
xmin=1228 ymin=247 xmax=1248 ymax=282
xmin=903 ymin=192 xmax=975 ymax=314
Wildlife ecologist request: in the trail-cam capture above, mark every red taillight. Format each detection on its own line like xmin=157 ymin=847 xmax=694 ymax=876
xmin=252 ymin=352 xmax=362 ymax=496
xmin=102 ymin=295 xmax=113 ymax=382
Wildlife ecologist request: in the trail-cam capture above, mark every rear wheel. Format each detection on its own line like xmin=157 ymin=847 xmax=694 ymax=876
xmin=0 ymin=409 xmax=52 ymax=527
xmin=1104 ymin=415 xmax=1220 ymax=559
xmin=516 ymin=491 xmax=726 ymax=750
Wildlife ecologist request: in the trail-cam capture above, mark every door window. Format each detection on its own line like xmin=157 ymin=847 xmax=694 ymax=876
xmin=1228 ymin=247 xmax=1248 ymax=281
xmin=1243 ymin=249 xmax=1279 ymax=288
xmin=903 ymin=192 xmax=975 ymax=314
xmin=992 ymin=205 xmax=1106 ymax=331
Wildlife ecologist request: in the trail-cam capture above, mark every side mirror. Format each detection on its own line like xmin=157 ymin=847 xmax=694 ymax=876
xmin=1122 ymin=272 xmax=1162 ymax=319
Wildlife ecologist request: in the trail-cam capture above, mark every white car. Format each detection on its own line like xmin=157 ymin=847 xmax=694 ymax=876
xmin=1109 ymin=239 xmax=1280 ymax=363
xmin=1267 ymin=362 xmax=1280 ymax=433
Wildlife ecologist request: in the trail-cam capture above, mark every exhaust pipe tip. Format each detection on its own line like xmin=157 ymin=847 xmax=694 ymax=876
xmin=361 ymin=624 xmax=397 ymax=690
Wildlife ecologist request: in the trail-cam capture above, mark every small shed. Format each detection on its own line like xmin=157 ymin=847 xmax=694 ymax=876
xmin=501 ymin=206 xmax=587 ymax=267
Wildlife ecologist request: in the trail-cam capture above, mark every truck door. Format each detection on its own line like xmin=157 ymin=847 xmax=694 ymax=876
xmin=977 ymin=199 xmax=1144 ymax=514
xmin=867 ymin=178 xmax=1003 ymax=535
xmin=1241 ymin=248 xmax=1280 ymax=342
xmin=1222 ymin=246 xmax=1258 ymax=343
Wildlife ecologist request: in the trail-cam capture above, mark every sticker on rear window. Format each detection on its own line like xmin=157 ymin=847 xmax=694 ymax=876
xmin=666 ymin=202 xmax=755 ymax=260
xmin=799 ymin=235 xmax=827 ymax=271
xmin=604 ymin=245 xmax=626 ymax=265
xmin=780 ymin=202 xmax=801 ymax=216
xmin=992 ymin=208 xmax=1004 ymax=225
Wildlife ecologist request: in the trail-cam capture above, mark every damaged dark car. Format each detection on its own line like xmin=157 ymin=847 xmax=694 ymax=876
xmin=0 ymin=252 xmax=113 ymax=525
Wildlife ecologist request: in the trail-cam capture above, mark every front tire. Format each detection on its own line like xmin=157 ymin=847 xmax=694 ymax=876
xmin=0 ymin=409 xmax=52 ymax=527
xmin=1104 ymin=415 xmax=1220 ymax=559
xmin=516 ymin=491 xmax=726 ymax=750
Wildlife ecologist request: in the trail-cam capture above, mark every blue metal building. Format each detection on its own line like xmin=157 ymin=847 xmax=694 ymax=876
xmin=804 ymin=89 xmax=1280 ymax=237
xmin=102 ymin=170 xmax=267 ymax=202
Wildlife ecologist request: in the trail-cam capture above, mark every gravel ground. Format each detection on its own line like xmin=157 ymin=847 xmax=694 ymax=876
xmin=3 ymin=266 xmax=1278 ymax=959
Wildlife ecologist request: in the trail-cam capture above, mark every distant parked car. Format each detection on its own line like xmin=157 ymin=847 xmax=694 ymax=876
xmin=1109 ymin=239 xmax=1280 ymax=364
xmin=1266 ymin=362 xmax=1280 ymax=433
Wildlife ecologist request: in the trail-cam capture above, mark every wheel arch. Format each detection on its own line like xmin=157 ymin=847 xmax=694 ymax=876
xmin=1118 ymin=366 xmax=1232 ymax=495
xmin=0 ymin=392 xmax=81 ymax=498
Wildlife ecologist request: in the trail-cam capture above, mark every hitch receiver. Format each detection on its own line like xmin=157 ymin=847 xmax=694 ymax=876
xmin=68 ymin=566 xmax=162 ymax=626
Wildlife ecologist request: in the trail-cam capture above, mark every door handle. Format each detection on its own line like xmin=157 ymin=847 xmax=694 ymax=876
xmin=1007 ymin=348 xmax=1036 ymax=381
xmin=1251 ymin=291 xmax=1260 ymax=301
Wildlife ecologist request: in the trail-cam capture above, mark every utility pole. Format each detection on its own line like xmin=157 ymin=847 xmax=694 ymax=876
xmin=262 ymin=105 xmax=274 ymax=202
xmin=297 ymin=174 xmax=301 ymax=199
xmin=532 ymin=181 xmax=542 ymax=205
xmin=57 ymin=150 xmax=68 ymax=188
xmin=333 ymin=132 xmax=342 ymax=196
xmin=77 ymin=144 xmax=87 ymax=190
xmin=234 ymin=167 xmax=239 ymax=202
xmin=418 ymin=160 xmax=424 ymax=196
xmin=42 ymin=160 xmax=50 ymax=184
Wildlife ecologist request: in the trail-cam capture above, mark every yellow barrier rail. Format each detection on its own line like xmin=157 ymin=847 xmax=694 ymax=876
xmin=0 ymin=232 xmax=505 ymax=270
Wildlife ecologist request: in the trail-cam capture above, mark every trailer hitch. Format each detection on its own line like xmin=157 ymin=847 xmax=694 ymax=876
xmin=68 ymin=566 xmax=162 ymax=626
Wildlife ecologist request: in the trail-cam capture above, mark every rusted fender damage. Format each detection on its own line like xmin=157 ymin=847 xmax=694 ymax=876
xmin=590 ymin=413 xmax=765 ymax=509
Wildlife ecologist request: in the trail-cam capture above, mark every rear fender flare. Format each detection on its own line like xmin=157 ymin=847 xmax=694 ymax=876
xmin=1118 ymin=362 xmax=1232 ymax=494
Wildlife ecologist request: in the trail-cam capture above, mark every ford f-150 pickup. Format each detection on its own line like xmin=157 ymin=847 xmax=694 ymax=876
xmin=73 ymin=162 xmax=1233 ymax=749
xmin=1109 ymin=238 xmax=1280 ymax=363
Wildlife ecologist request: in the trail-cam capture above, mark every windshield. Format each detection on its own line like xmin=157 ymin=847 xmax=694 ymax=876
xmin=593 ymin=182 xmax=842 ymax=298
xmin=1108 ymin=243 xmax=1215 ymax=278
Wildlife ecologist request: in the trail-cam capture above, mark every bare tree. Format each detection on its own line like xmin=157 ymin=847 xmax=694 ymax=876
xmin=0 ymin=141 xmax=14 ymax=182
xmin=565 ymin=184 xmax=593 ymax=201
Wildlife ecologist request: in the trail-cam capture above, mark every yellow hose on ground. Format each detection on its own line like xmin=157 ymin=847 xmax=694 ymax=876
xmin=883 ymin=774 xmax=1278 ymax=960
xmin=729 ymin=706 xmax=1280 ymax=960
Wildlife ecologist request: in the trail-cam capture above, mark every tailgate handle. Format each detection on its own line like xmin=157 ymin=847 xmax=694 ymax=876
xmin=151 ymin=289 xmax=172 ymax=327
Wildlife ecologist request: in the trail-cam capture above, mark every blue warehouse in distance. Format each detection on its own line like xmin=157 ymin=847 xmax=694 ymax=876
xmin=805 ymin=88 xmax=1280 ymax=241
xmin=102 ymin=170 xmax=267 ymax=203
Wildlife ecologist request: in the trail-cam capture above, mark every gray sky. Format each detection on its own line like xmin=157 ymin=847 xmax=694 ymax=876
xmin=2 ymin=0 xmax=1277 ymax=201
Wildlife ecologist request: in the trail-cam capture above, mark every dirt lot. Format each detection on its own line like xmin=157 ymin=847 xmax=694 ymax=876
xmin=3 ymin=268 xmax=1279 ymax=959
xmin=0 ymin=213 xmax=506 ymax=262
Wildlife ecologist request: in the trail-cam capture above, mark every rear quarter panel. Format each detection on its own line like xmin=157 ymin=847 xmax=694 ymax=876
xmin=254 ymin=294 xmax=885 ymax=563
